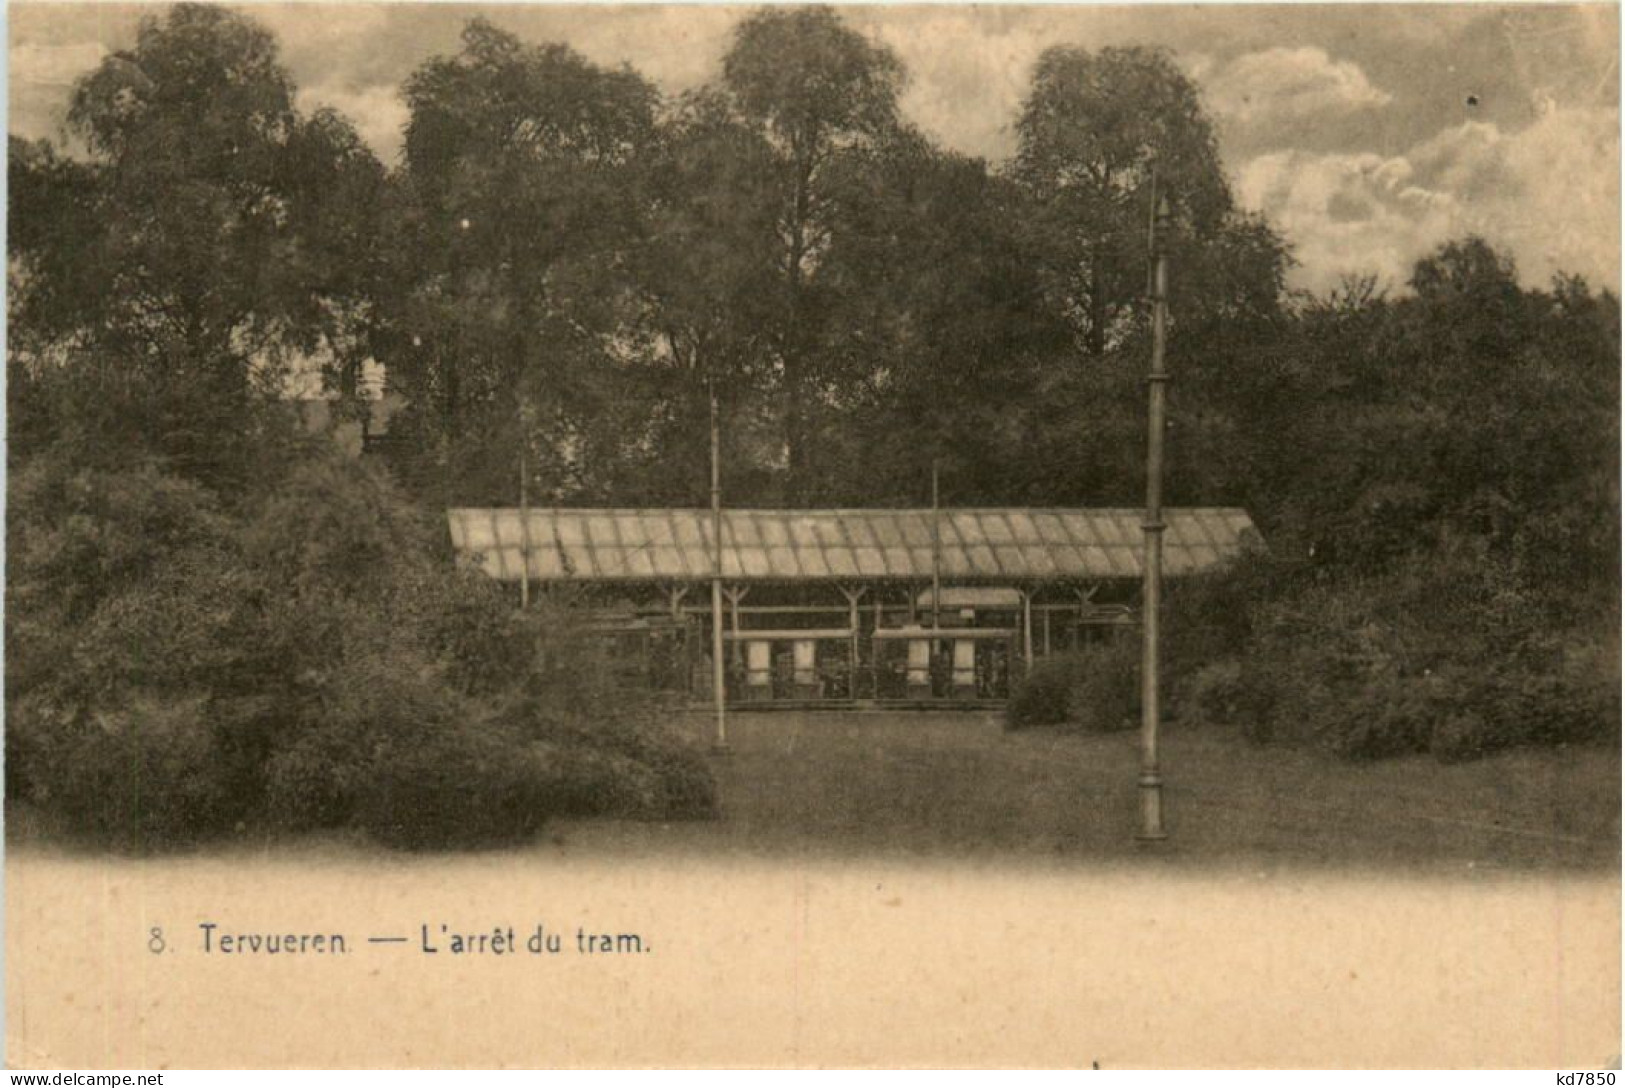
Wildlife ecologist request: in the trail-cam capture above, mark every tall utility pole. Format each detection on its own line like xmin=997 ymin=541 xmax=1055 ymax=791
xmin=709 ymin=379 xmax=729 ymax=753
xmin=1138 ymin=192 xmax=1173 ymax=842
xmin=930 ymin=458 xmax=942 ymax=630
xmin=518 ymin=398 xmax=531 ymax=610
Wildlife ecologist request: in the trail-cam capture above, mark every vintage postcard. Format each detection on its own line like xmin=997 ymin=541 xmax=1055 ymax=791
xmin=5 ymin=1 xmax=1620 ymax=1069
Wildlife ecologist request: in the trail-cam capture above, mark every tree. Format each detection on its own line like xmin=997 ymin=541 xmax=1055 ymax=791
xmin=1011 ymin=45 xmax=1284 ymax=356
xmin=9 ymin=3 xmax=388 ymax=485
xmin=621 ymin=88 xmax=784 ymax=504
xmin=381 ymin=18 xmax=660 ymax=505
xmin=808 ymin=135 xmax=1076 ymax=505
xmin=719 ymin=5 xmax=906 ymax=501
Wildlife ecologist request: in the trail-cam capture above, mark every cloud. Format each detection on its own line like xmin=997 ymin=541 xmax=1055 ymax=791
xmin=10 ymin=40 xmax=108 ymax=88
xmin=8 ymin=40 xmax=111 ymax=142
xmin=296 ymin=83 xmax=410 ymax=166
xmin=1205 ymin=47 xmax=1392 ymax=126
xmin=1236 ymin=102 xmax=1621 ymax=294
xmin=855 ymin=8 xmax=1058 ymax=162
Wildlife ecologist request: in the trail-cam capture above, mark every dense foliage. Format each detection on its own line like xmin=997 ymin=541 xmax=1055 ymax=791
xmin=6 ymin=433 xmax=716 ymax=850
xmin=1007 ymin=639 xmax=1141 ymax=734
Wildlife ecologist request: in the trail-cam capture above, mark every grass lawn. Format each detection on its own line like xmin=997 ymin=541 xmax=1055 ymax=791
xmin=553 ymin=709 xmax=1621 ymax=873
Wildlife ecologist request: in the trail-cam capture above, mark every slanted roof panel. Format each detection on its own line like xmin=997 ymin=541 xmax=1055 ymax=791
xmin=1005 ymin=511 xmax=1039 ymax=543
xmin=948 ymin=512 xmax=985 ymax=546
xmin=651 ymin=544 xmax=688 ymax=579
xmin=788 ymin=516 xmax=822 ymax=547
xmin=870 ymin=516 xmax=904 ymax=548
xmin=623 ymin=548 xmax=656 ymax=579
xmin=494 ymin=513 xmax=524 ymax=547
xmin=824 ymin=547 xmax=858 ymax=578
xmin=797 ymin=546 xmax=831 ymax=579
xmin=554 ymin=516 xmax=586 ymax=545
xmin=766 ymin=545 xmax=800 ymax=577
xmin=898 ymin=514 xmax=933 ymax=547
xmin=980 ymin=512 xmax=1015 ymax=545
xmin=673 ymin=516 xmax=704 ymax=546
xmin=738 ymin=547 xmax=772 ymax=578
xmin=941 ymin=547 xmax=975 ymax=577
xmin=1058 ymin=511 xmax=1097 ymax=546
xmin=1019 ymin=544 xmax=1057 ymax=577
xmin=527 ymin=546 xmax=564 ymax=579
xmin=757 ymin=517 xmax=789 ymax=546
xmin=853 ymin=547 xmax=887 ymax=577
xmin=1106 ymin=547 xmax=1141 ymax=577
xmin=1031 ymin=511 xmax=1069 ymax=544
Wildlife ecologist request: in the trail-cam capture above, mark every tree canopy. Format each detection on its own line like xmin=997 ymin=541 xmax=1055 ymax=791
xmin=10 ymin=3 xmax=1616 ymax=604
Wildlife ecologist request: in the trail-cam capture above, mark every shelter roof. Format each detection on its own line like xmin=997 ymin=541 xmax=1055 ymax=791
xmin=447 ymin=507 xmax=1261 ymax=585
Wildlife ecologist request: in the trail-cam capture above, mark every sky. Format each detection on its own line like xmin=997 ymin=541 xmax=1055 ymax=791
xmin=9 ymin=2 xmax=1621 ymax=294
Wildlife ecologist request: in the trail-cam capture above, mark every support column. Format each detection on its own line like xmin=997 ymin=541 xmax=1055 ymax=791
xmin=708 ymin=381 xmax=728 ymax=753
xmin=666 ymin=584 xmax=690 ymax=619
xmin=518 ymin=444 xmax=532 ymax=611
xmin=839 ymin=585 xmax=866 ymax=699
xmin=1075 ymin=583 xmax=1100 ymax=646
xmin=1021 ymin=588 xmax=1034 ymax=675
xmin=722 ymin=585 xmax=750 ymax=666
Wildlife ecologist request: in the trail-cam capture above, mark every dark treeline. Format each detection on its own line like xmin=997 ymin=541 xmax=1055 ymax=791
xmin=8 ymin=0 xmax=1620 ymax=819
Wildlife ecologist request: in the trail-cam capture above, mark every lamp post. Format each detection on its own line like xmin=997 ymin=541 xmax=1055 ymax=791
xmin=1138 ymin=193 xmax=1172 ymax=843
xmin=930 ymin=458 xmax=942 ymax=630
xmin=709 ymin=378 xmax=729 ymax=753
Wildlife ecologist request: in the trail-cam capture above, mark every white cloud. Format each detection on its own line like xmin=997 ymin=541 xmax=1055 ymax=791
xmin=858 ymin=8 xmax=1057 ymax=162
xmin=296 ymin=83 xmax=410 ymax=166
xmin=1236 ymin=103 xmax=1621 ymax=293
xmin=8 ymin=40 xmax=112 ymax=143
xmin=10 ymin=40 xmax=108 ymax=88
xmin=1206 ymin=46 xmax=1391 ymax=126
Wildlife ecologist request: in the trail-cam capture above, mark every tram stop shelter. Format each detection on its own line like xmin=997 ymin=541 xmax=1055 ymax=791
xmin=447 ymin=507 xmax=1261 ymax=708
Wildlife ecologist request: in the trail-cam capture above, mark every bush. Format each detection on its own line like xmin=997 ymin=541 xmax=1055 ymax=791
xmin=1177 ymin=659 xmax=1245 ymax=726
xmin=1224 ymin=551 xmax=1621 ymax=762
xmin=502 ymin=694 xmax=719 ymax=821
xmin=1007 ymin=654 xmax=1077 ymax=728
xmin=25 ymin=694 xmax=249 ymax=850
xmin=350 ymin=712 xmax=554 ymax=852
xmin=1007 ymin=638 xmax=1140 ymax=733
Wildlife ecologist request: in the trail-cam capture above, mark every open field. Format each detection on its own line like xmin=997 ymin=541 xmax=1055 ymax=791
xmin=6 ymin=712 xmax=1620 ymax=1067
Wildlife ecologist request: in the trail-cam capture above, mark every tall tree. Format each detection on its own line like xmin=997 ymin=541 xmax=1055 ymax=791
xmin=719 ymin=5 xmax=906 ymax=501
xmin=382 ymin=18 xmax=659 ymax=504
xmin=9 ymin=3 xmax=387 ymax=483
xmin=1012 ymin=45 xmax=1281 ymax=356
xmin=809 ymin=134 xmax=1077 ymax=505
xmin=622 ymin=89 xmax=784 ymax=504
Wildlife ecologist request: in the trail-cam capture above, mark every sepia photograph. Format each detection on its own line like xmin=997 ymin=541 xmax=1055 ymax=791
xmin=4 ymin=0 xmax=1621 ymax=1070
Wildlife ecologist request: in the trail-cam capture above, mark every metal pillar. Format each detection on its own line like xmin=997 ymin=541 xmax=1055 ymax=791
xmin=709 ymin=381 xmax=728 ymax=753
xmin=518 ymin=400 xmax=531 ymax=610
xmin=1138 ymin=194 xmax=1173 ymax=842
xmin=930 ymin=459 xmax=942 ymax=629
xmin=723 ymin=586 xmax=749 ymax=666
xmin=1021 ymin=589 xmax=1034 ymax=675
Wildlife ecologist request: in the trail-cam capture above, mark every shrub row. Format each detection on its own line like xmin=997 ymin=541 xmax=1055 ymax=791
xmin=1008 ymin=550 xmax=1619 ymax=765
xmin=1171 ymin=554 xmax=1618 ymax=762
